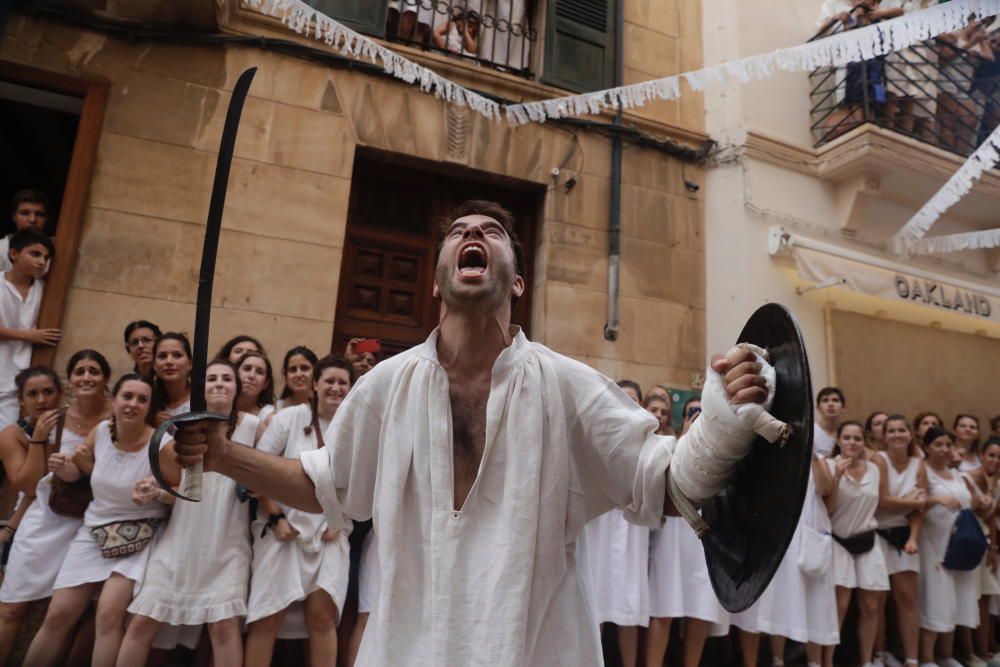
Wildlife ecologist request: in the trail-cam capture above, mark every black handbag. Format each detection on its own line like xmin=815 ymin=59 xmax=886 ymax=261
xmin=833 ymin=530 xmax=876 ymax=555
xmin=877 ymin=526 xmax=911 ymax=552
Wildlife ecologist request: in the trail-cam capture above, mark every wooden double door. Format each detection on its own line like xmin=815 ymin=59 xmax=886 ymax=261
xmin=333 ymin=153 xmax=539 ymax=358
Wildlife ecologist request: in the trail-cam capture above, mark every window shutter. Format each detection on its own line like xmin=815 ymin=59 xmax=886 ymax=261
xmin=543 ymin=0 xmax=616 ymax=93
xmin=305 ymin=1 xmax=387 ymax=38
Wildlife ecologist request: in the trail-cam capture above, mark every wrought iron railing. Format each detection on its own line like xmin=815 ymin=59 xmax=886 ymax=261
xmin=809 ymin=22 xmax=1000 ymax=156
xmin=385 ymin=0 xmax=536 ymax=77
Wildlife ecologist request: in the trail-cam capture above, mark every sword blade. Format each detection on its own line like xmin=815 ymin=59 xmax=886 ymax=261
xmin=190 ymin=66 xmax=257 ymax=412
xmin=149 ymin=67 xmax=257 ymax=502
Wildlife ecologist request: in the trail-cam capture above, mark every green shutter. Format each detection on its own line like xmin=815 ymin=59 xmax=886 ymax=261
xmin=543 ymin=0 xmax=616 ymax=93
xmin=305 ymin=1 xmax=387 ymax=38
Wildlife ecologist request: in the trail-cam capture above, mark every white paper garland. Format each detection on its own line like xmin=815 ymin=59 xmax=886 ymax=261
xmin=890 ymin=122 xmax=1000 ymax=255
xmin=506 ymin=0 xmax=1000 ymax=125
xmin=244 ymin=0 xmax=503 ymax=120
xmin=907 ymin=228 xmax=1000 ymax=255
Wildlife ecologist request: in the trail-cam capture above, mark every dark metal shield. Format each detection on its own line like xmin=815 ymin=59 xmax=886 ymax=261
xmin=700 ymin=303 xmax=814 ymax=613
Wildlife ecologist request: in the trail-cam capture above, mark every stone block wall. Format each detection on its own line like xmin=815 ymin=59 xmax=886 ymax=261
xmin=2 ymin=6 xmax=706 ymax=393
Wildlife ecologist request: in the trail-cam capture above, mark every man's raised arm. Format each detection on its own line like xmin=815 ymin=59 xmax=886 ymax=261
xmin=174 ymin=420 xmax=322 ymax=513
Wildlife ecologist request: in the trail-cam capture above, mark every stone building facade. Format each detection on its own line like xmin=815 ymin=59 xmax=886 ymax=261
xmin=1 ymin=0 xmax=708 ymax=397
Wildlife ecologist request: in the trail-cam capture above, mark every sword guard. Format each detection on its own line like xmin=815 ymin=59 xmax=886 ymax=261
xmin=149 ymin=411 xmax=229 ymax=502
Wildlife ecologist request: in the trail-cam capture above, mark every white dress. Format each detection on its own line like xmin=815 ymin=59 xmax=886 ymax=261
xmin=0 ymin=429 xmax=86 ymax=602
xmin=753 ymin=455 xmax=840 ymax=646
xmin=53 ymin=421 xmax=170 ymax=590
xmin=578 ymin=508 xmax=649 ymax=627
xmin=247 ymin=404 xmax=350 ymax=626
xmin=827 ymin=458 xmax=889 ymax=591
xmin=648 ymin=516 xmax=729 ymax=633
xmin=918 ymin=467 xmax=979 ymax=632
xmin=132 ymin=413 xmax=259 ymax=650
xmin=874 ymin=452 xmax=921 ymax=575
xmin=300 ymin=328 xmax=689 ymax=666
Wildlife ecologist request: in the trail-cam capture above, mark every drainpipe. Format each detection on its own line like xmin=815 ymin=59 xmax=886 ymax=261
xmin=603 ymin=0 xmax=625 ymax=341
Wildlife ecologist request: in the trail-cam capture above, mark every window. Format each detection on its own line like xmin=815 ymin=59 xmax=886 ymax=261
xmin=305 ymin=0 xmax=388 ymax=37
xmin=543 ymin=0 xmax=615 ymax=93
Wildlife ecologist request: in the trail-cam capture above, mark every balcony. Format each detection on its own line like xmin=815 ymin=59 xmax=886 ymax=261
xmin=383 ymin=0 xmax=536 ymax=77
xmin=809 ymin=24 xmax=1000 ymax=157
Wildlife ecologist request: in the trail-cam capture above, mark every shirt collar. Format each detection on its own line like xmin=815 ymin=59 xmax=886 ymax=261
xmin=416 ymin=325 xmax=528 ymax=373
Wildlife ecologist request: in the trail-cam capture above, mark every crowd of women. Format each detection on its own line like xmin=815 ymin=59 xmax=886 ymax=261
xmin=0 ymin=320 xmax=380 ymax=667
xmin=585 ymin=382 xmax=1000 ymax=667
xmin=0 ymin=319 xmax=996 ymax=667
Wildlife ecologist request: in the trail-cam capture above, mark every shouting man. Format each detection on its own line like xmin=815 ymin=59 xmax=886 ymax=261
xmin=175 ymin=200 xmax=771 ymax=666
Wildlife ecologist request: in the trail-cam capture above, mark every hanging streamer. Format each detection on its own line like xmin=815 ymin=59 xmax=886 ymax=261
xmin=244 ymin=0 xmax=502 ymax=120
xmin=506 ymin=0 xmax=1000 ymax=125
xmin=907 ymin=228 xmax=1000 ymax=255
xmin=890 ymin=122 xmax=1000 ymax=255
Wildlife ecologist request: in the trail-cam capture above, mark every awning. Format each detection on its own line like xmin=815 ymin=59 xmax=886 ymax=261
xmin=793 ymin=246 xmax=999 ymax=323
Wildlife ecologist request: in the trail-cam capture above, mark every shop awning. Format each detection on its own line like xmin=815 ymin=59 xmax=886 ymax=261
xmin=769 ymin=226 xmax=1000 ymax=324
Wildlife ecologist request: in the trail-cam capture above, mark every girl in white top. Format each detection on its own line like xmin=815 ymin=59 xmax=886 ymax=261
xmin=918 ymin=427 xmax=985 ymax=667
xmin=0 ymin=365 xmax=63 ymax=665
xmin=955 ymin=414 xmax=983 ymax=473
xmin=822 ymin=420 xmax=889 ymax=667
xmin=872 ymin=415 xmax=927 ymax=667
xmin=23 ymin=374 xmax=177 ymax=667
xmin=244 ymin=355 xmax=353 ymax=667
xmin=234 ymin=350 xmax=277 ymax=441
xmin=117 ymin=360 xmax=259 ymax=667
xmin=646 ymin=398 xmax=730 ymax=667
xmin=151 ymin=333 xmax=192 ymax=429
xmin=963 ymin=439 xmax=1000 ymax=667
xmin=579 ymin=380 xmax=652 ymax=667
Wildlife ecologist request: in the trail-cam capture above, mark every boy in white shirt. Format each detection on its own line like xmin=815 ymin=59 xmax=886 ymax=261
xmin=0 ymin=190 xmax=50 ymax=274
xmin=0 ymin=228 xmax=59 ymax=428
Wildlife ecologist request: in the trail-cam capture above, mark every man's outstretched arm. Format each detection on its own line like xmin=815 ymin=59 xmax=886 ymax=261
xmin=174 ymin=420 xmax=322 ymax=513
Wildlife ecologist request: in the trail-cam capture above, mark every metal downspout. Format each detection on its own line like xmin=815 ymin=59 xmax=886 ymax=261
xmin=604 ymin=0 xmax=625 ymax=341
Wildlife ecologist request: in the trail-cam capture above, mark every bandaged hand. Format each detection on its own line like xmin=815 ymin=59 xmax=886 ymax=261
xmin=711 ymin=346 xmax=768 ymax=406
xmin=670 ymin=344 xmax=786 ymax=509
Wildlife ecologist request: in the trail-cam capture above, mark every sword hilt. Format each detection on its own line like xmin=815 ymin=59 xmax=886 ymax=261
xmin=149 ymin=411 xmax=229 ymax=502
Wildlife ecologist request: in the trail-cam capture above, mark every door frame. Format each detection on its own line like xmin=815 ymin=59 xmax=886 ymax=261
xmin=0 ymin=61 xmax=109 ymax=367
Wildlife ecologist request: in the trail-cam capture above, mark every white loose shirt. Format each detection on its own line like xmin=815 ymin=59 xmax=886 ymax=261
xmin=0 ymin=275 xmax=43 ymax=394
xmin=301 ymin=328 xmax=674 ymax=666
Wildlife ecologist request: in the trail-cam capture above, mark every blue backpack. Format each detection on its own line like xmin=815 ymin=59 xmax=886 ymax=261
xmin=943 ymin=509 xmax=988 ymax=571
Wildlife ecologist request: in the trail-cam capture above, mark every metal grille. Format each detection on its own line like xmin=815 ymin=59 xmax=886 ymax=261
xmin=554 ymin=0 xmax=607 ymax=32
xmin=385 ymin=0 xmax=537 ymax=78
xmin=809 ymin=20 xmax=1000 ymax=158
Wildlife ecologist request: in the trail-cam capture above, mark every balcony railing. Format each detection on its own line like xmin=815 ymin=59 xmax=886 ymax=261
xmin=809 ymin=22 xmax=1000 ymax=157
xmin=385 ymin=0 xmax=536 ymax=78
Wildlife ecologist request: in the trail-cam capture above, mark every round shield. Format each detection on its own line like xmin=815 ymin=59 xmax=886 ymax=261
xmin=700 ymin=303 xmax=814 ymax=613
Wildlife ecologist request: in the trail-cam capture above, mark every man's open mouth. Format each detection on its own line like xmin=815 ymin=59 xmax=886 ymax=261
xmin=458 ymin=242 xmax=488 ymax=275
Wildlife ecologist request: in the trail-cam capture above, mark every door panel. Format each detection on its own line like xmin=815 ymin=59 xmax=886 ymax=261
xmin=333 ymin=155 xmax=540 ymax=359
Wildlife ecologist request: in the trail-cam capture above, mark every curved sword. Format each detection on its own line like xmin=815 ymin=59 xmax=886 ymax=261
xmin=149 ymin=67 xmax=258 ymax=501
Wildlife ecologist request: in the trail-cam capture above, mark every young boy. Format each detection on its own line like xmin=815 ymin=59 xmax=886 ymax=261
xmin=0 ymin=228 xmax=60 ymax=429
xmin=0 ymin=190 xmax=50 ymax=273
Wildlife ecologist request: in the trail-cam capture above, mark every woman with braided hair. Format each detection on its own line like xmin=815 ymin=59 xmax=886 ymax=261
xmin=115 ymin=359 xmax=258 ymax=667
xmin=244 ymin=355 xmax=353 ymax=667
xmin=23 ymin=373 xmax=175 ymax=667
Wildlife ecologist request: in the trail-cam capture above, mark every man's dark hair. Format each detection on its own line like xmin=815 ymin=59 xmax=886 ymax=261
xmin=991 ymin=414 xmax=1000 ymax=432
xmin=816 ymin=386 xmax=845 ymax=406
xmin=10 ymin=189 xmax=49 ymax=216
xmin=9 ymin=227 xmax=54 ymax=258
xmin=435 ymin=200 xmax=525 ymax=279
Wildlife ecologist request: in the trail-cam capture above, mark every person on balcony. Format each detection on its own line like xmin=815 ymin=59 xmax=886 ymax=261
xmin=937 ymin=17 xmax=993 ymax=154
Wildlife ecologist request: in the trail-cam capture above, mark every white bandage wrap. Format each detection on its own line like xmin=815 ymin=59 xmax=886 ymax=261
xmin=670 ymin=344 xmax=789 ymax=513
